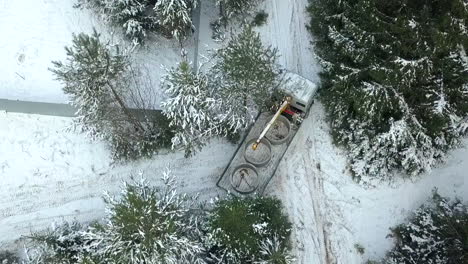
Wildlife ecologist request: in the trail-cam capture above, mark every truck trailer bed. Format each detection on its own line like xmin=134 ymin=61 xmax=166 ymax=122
xmin=217 ymin=112 xmax=299 ymax=195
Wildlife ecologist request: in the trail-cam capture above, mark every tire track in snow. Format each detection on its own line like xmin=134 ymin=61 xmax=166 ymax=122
xmin=304 ymin=138 xmax=336 ymax=264
xmin=258 ymin=0 xmax=320 ymax=82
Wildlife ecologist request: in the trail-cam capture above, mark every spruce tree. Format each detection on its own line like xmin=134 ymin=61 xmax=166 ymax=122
xmin=154 ymin=0 xmax=196 ymax=40
xmin=216 ymin=0 xmax=263 ymax=20
xmin=383 ymin=191 xmax=467 ymax=264
xmin=76 ymin=0 xmax=155 ymax=43
xmin=308 ymin=0 xmax=468 ymax=182
xmin=211 ymin=25 xmax=281 ymax=133
xmin=161 ymin=61 xmax=224 ymax=157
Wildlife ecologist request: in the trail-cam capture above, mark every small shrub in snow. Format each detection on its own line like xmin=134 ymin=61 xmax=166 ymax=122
xmin=354 ymin=243 xmax=365 ymax=255
xmin=0 ymin=250 xmax=19 ymax=264
xmin=252 ymin=10 xmax=268 ymax=27
xmin=84 ymin=173 xmax=206 ymax=264
xmin=205 ymin=196 xmax=293 ymax=263
xmin=308 ymin=0 xmax=468 ymax=183
xmin=210 ymin=18 xmax=226 ymax=42
xmin=26 ymin=222 xmax=93 ymax=264
xmin=383 ymin=191 xmax=468 ymax=264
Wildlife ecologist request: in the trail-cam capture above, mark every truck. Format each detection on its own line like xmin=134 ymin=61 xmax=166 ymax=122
xmin=217 ymin=71 xmax=318 ymax=195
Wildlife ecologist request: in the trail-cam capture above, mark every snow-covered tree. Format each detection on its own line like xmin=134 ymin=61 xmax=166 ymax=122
xmin=383 ymin=191 xmax=467 ymax=264
xmin=77 ymin=0 xmax=197 ymax=43
xmin=21 ymin=172 xmax=205 ymax=264
xmin=154 ymin=0 xmax=196 ymax=40
xmin=76 ymin=0 xmax=156 ymax=43
xmin=308 ymin=0 xmax=468 ymax=182
xmin=211 ymin=25 xmax=282 ymax=134
xmin=84 ymin=172 xmax=206 ymax=264
xmin=23 ymin=222 xmax=96 ymax=264
xmin=0 ymin=251 xmax=19 ymax=264
xmin=205 ymin=196 xmax=293 ymax=263
xmin=50 ymin=30 xmax=130 ymax=137
xmin=216 ymin=0 xmax=263 ymax=20
xmin=51 ymin=30 xmax=173 ymax=160
xmin=161 ymin=26 xmax=283 ymax=157
xmin=161 ymin=61 xmax=225 ymax=157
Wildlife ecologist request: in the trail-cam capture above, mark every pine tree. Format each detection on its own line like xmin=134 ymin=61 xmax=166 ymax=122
xmin=50 ymin=30 xmax=173 ymax=160
xmin=50 ymin=30 xmax=131 ymax=137
xmin=161 ymin=61 xmax=224 ymax=157
xmin=211 ymin=25 xmax=281 ymax=134
xmin=205 ymin=196 xmax=293 ymax=263
xmin=154 ymin=0 xmax=196 ymax=40
xmin=308 ymin=0 xmax=468 ymax=182
xmin=84 ymin=173 xmax=206 ymax=264
xmin=383 ymin=191 xmax=468 ymax=264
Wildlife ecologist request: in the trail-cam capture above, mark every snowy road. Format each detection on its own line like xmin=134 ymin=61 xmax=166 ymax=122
xmin=258 ymin=0 xmax=320 ymax=83
xmin=0 ymin=111 xmax=236 ymax=249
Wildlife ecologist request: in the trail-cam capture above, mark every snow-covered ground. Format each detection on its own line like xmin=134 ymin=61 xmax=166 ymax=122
xmin=0 ymin=110 xmax=236 ymax=249
xmin=266 ymin=102 xmax=468 ymax=263
xmin=257 ymin=0 xmax=320 ymax=83
xmin=2 ymin=102 xmax=466 ymax=262
xmin=1 ymin=0 xmax=467 ymax=263
xmin=0 ymin=0 xmax=186 ymax=104
xmin=0 ymin=0 xmax=318 ymax=105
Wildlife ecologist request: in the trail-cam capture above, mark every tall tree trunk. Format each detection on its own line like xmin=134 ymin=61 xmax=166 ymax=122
xmin=106 ymin=81 xmax=145 ymax=132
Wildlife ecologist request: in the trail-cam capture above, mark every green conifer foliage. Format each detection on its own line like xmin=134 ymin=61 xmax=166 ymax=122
xmin=206 ymin=196 xmax=293 ymax=263
xmin=308 ymin=0 xmax=468 ymax=182
xmin=212 ymin=26 xmax=281 ymax=132
xmin=384 ymin=191 xmax=468 ymax=264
